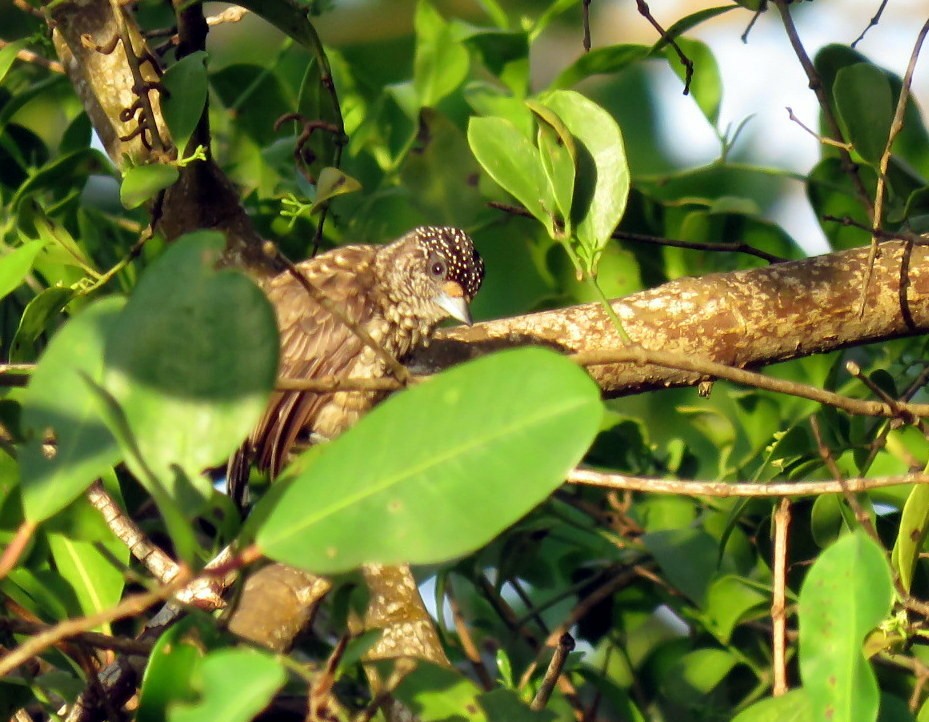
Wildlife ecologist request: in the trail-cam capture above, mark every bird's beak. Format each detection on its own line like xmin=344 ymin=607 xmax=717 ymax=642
xmin=435 ymin=281 xmax=472 ymax=325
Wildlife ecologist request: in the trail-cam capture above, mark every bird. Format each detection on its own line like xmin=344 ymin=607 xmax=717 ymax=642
xmin=227 ymin=226 xmax=485 ymax=505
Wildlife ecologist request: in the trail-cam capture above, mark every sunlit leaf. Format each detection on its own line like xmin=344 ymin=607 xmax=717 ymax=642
xmin=799 ymin=531 xmax=892 ymax=722
xmin=257 ymin=348 xmax=602 ymax=573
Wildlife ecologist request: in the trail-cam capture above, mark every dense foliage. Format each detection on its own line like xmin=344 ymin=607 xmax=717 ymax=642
xmin=3 ymin=1 xmax=929 ymax=720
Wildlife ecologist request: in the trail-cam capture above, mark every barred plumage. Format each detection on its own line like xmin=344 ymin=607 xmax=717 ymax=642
xmin=227 ymin=226 xmax=484 ymax=504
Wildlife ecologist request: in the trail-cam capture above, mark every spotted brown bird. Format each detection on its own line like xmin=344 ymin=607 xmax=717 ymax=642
xmin=227 ymin=226 xmax=484 ymax=504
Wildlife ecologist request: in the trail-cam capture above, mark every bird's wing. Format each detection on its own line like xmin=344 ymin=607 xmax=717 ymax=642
xmin=227 ymin=245 xmax=380 ymax=501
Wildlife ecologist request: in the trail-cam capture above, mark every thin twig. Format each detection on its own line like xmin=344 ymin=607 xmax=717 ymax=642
xmin=771 ymin=498 xmax=790 ymax=696
xmin=0 ymin=573 xmax=190 ymax=678
xmin=785 ymin=107 xmax=852 ymax=150
xmin=0 ymin=39 xmax=64 ymax=74
xmin=809 ymin=415 xmax=880 ymax=543
xmin=0 ymin=619 xmax=153 ymax=656
xmin=573 ymin=347 xmax=929 ymax=420
xmin=530 ymin=633 xmax=576 ymax=712
xmin=568 ymin=467 xmax=929 ymax=497
xmin=852 ymin=0 xmax=889 ymax=48
xmin=0 ymin=520 xmax=37 ymax=580
xmin=447 ymin=578 xmax=494 ymax=690
xmin=859 ymin=18 xmax=929 ymax=318
xmin=488 ymin=201 xmax=789 ymax=263
xmin=635 ymin=0 xmax=693 ymax=94
xmin=582 ymin=0 xmax=592 ymax=51
xmin=773 ymin=0 xmax=873 ymax=217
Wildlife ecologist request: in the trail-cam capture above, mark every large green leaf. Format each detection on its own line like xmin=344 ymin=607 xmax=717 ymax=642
xmin=731 ymin=689 xmax=812 ymax=722
xmin=102 ymin=231 xmax=278 ymax=490
xmin=798 ymin=531 xmax=892 ymax=722
xmin=256 ymin=347 xmax=602 ymax=573
xmin=19 ymin=297 xmax=124 ymax=522
xmin=539 ymin=90 xmax=629 ymax=275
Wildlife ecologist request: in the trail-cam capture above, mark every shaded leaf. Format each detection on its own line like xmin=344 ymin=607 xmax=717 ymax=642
xmin=19 ymin=298 xmax=124 ymax=522
xmin=161 ymin=50 xmax=209 ymax=151
xmin=102 ymin=231 xmax=279 ymax=487
xmin=834 ymin=63 xmax=893 ymax=166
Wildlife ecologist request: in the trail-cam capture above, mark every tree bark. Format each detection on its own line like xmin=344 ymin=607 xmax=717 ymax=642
xmin=416 ymin=240 xmax=928 ymax=394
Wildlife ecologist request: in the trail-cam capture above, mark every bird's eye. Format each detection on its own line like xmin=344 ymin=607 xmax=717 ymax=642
xmin=429 ymin=257 xmax=447 ymax=277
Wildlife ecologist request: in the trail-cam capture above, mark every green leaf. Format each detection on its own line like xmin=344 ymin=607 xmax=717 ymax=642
xmin=834 ymin=63 xmax=893 ymax=166
xmin=391 ymin=662 xmax=487 ymax=721
xmin=731 ymin=689 xmax=813 ymax=722
xmin=19 ymin=298 xmax=124 ymax=522
xmin=666 ymin=38 xmax=721 ymax=127
xmin=413 ymin=0 xmax=470 ymax=108
xmin=256 ymin=347 xmax=602 ymax=573
xmin=480 ymin=688 xmax=557 ymax=721
xmin=468 ymin=115 xmax=554 ymax=233
xmin=540 ymin=90 xmax=630 ymax=274
xmin=0 ymin=240 xmax=44 ymax=302
xmin=102 ymin=231 xmax=279 ymax=488
xmin=663 ymin=648 xmax=738 ymax=703
xmin=120 ymin=163 xmax=180 ymax=209
xmin=526 ymin=99 xmax=576 ymax=231
xmin=552 ymin=44 xmax=650 ymax=89
xmin=798 ymin=531 xmax=892 ymax=722
xmin=138 ymin=619 xmax=205 ymax=722
xmin=310 ymin=166 xmax=362 ymax=213
xmin=9 ymin=286 xmax=76 ymax=363
xmin=47 ymin=532 xmax=126 ymax=622
xmin=170 ymin=648 xmax=286 ymax=722
xmin=641 ymin=527 xmax=718 ymax=605
xmin=0 ymin=40 xmax=28 ymax=86
xmin=702 ymin=575 xmax=770 ymax=643
xmin=891 ymin=484 xmax=929 ymax=594
xmin=161 ymin=50 xmax=209 ymax=151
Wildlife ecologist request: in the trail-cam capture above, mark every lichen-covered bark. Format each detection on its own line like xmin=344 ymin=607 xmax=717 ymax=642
xmin=49 ymin=0 xmax=167 ymax=166
xmin=417 ymin=241 xmax=929 ymax=394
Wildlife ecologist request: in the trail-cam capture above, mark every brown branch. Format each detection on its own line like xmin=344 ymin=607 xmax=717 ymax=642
xmin=0 ymin=39 xmax=65 ymax=73
xmin=413 ymin=241 xmax=929 ymax=400
xmin=86 ymin=481 xmax=181 ymax=585
xmin=771 ymin=498 xmax=790 ymax=696
xmin=0 ymin=619 xmax=152 ymax=656
xmin=568 ymin=468 xmax=929 ymax=497
xmin=0 ymin=572 xmax=192 ymax=678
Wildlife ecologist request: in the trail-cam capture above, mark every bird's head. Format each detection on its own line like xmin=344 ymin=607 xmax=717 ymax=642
xmin=379 ymin=226 xmax=485 ymax=326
